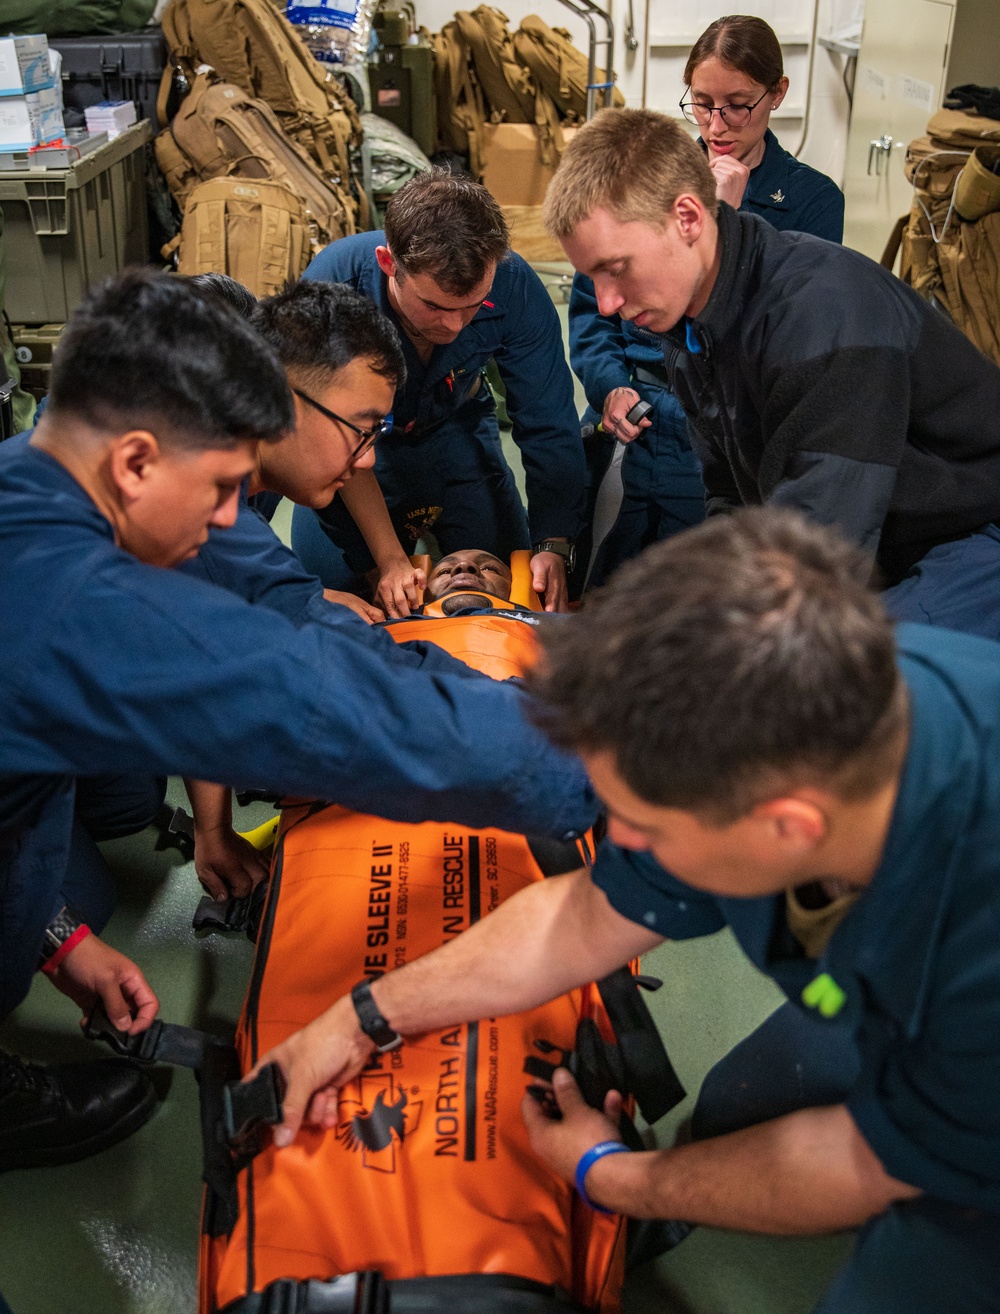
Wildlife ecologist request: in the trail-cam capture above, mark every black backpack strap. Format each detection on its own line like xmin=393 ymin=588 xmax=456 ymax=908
xmin=595 ymin=967 xmax=685 ymax=1125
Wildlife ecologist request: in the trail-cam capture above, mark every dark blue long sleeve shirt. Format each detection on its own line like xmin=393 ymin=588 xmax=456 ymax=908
xmin=0 ymin=442 xmax=595 ymax=902
xmin=305 ymin=232 xmax=587 ymax=542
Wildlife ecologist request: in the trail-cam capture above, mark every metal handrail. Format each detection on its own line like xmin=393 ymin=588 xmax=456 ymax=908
xmin=553 ymin=0 xmax=616 ymax=120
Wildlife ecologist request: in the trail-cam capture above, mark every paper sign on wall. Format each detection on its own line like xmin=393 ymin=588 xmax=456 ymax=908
xmin=859 ymin=63 xmax=890 ymax=99
xmin=899 ymin=74 xmax=935 ymax=111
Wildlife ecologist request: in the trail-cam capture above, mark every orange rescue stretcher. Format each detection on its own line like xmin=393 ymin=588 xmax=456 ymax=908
xmin=89 ymin=556 xmax=685 ymax=1314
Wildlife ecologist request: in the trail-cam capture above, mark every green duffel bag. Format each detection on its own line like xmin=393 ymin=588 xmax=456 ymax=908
xmin=2 ymin=0 xmax=156 ymax=38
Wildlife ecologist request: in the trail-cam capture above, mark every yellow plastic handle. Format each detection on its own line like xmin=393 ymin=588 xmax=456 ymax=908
xmin=236 ymin=816 xmax=280 ymax=852
xmin=510 ymin=549 xmax=543 ymax=611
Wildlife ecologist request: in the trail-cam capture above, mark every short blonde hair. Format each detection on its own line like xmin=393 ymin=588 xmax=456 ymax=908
xmin=543 ymin=108 xmax=718 ymax=239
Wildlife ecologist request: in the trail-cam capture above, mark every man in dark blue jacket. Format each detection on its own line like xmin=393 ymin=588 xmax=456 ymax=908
xmin=0 ymin=270 xmax=593 ymax=1185
xmin=547 ymin=109 xmax=1000 ymax=638
xmin=296 ymin=170 xmax=587 ymax=612
xmin=568 ymin=125 xmax=844 ymax=588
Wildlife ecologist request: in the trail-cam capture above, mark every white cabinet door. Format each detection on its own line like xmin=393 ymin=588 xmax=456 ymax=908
xmin=843 ymin=0 xmax=955 ymax=259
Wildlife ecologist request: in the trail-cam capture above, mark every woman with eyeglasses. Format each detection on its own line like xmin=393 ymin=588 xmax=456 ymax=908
xmin=569 ymin=15 xmax=843 ymax=592
xmin=680 ymin=16 xmax=843 ymax=235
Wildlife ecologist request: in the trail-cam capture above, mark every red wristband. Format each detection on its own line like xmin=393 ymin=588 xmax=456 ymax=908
xmin=41 ymin=924 xmax=91 ymax=975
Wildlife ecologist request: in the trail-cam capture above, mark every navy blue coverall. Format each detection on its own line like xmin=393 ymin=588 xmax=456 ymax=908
xmin=0 ymin=440 xmax=594 ymax=1019
xmin=292 ymin=232 xmax=587 ymax=589
xmin=569 ymin=130 xmax=844 ymax=587
xmin=592 ymin=623 xmax=1000 ymax=1312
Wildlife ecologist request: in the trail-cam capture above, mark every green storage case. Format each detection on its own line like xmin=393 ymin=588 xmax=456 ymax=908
xmin=369 ymin=38 xmax=436 ymax=160
xmin=10 ymin=322 xmax=64 ymax=400
xmin=0 ymin=121 xmax=151 ymax=325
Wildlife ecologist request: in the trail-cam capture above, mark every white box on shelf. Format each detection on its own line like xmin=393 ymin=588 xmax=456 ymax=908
xmin=84 ymin=100 xmax=137 ymax=139
xmin=0 ymin=85 xmax=66 ymax=151
xmin=0 ymin=34 xmax=53 ymax=97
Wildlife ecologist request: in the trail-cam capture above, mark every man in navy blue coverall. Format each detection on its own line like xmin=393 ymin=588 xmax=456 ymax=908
xmin=256 ymin=510 xmax=1000 ymax=1314
xmin=0 ymin=270 xmax=593 ymax=1191
xmin=547 ymin=109 xmax=1000 ymax=638
xmin=293 ymin=169 xmax=586 ymax=612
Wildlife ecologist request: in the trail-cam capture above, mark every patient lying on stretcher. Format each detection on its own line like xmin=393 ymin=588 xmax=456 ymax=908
xmin=424 ymin=549 xmax=513 ymax=613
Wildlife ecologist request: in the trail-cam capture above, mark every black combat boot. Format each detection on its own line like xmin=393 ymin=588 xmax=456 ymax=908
xmin=0 ymin=1048 xmax=156 ymax=1171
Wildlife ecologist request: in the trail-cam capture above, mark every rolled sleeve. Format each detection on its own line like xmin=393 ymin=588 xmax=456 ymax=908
xmin=591 ymin=840 xmax=726 ymax=938
xmin=847 ymin=951 xmax=1000 ymax=1211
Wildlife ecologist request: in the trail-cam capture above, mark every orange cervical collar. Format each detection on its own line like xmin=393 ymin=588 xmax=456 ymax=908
xmin=422 ymin=591 xmax=517 ymax=617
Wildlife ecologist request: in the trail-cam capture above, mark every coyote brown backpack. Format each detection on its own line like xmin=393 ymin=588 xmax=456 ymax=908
xmin=175 ymin=176 xmax=311 ymax=295
xmin=899 ymin=107 xmax=1000 ymax=367
xmin=455 ymin=6 xmax=534 ymax=126
xmin=514 ymin=15 xmax=624 ymax=120
xmin=159 ymin=0 xmax=363 ymax=221
xmin=155 ymin=71 xmax=355 ymax=256
xmin=450 ymin=6 xmax=564 ymax=167
xmin=431 ymin=20 xmax=489 ymax=176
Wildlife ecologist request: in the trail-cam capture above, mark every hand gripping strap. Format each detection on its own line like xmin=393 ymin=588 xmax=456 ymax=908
xmin=84 ymin=1001 xmax=285 ymax=1236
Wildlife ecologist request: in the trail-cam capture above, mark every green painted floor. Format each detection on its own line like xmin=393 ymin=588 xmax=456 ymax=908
xmin=0 ymin=276 xmax=856 ymax=1311
xmin=0 ymin=789 xmax=854 ymax=1314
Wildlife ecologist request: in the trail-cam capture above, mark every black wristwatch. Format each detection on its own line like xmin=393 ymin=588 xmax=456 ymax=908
xmin=532 ymin=539 xmax=576 ymax=573
xmin=350 ymin=979 xmax=404 ymax=1053
xmin=38 ymin=904 xmax=87 ymax=969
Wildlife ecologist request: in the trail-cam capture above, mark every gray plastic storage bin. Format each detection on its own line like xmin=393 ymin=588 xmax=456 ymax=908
xmin=0 ymin=121 xmax=151 ymax=324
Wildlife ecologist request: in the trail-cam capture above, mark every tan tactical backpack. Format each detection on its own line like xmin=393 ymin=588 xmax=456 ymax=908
xmin=155 ymin=71 xmax=355 ymax=256
xmin=513 ymin=14 xmax=624 ymax=120
xmin=159 ymin=0 xmax=364 ymax=223
xmin=900 ymin=108 xmax=1000 ymax=367
xmin=436 ymin=6 xmax=564 ymax=170
xmin=431 ymin=19 xmax=488 ymax=176
xmin=175 ymin=176 xmax=311 ymax=295
xmin=455 ymin=6 xmax=534 ymax=126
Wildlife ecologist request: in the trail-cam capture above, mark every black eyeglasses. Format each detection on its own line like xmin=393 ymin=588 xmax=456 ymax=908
xmin=292 ymin=387 xmax=392 ymax=461
xmin=679 ymin=89 xmax=769 ymax=129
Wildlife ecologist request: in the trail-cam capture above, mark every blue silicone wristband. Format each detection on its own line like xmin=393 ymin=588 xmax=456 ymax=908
xmin=574 ymin=1139 xmax=630 ymax=1215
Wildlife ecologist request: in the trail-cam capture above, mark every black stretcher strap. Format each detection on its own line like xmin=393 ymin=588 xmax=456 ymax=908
xmin=525 ymin=835 xmax=588 ymax=877
xmin=84 ymin=1002 xmax=285 ymax=1236
xmin=220 ymin=1272 xmax=590 ymax=1314
xmin=595 ymin=968 xmax=685 ymax=1125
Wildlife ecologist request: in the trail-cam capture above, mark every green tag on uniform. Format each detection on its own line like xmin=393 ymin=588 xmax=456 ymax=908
xmin=802 ymin=972 xmax=847 ymax=1018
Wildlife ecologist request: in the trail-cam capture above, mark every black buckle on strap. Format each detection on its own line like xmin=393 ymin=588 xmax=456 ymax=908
xmin=84 ymin=1001 xmax=225 ymax=1069
xmin=223 ymin=1063 xmax=286 ymax=1159
xmin=85 ymin=1001 xmax=286 ymax=1235
xmin=223 ymin=1272 xmax=388 ymax=1314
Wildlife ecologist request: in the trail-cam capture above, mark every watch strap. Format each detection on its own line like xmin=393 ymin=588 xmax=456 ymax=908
xmin=350 ymin=979 xmax=403 ymax=1052
xmin=38 ymin=904 xmax=91 ymax=973
xmin=532 ymin=539 xmax=577 ymax=572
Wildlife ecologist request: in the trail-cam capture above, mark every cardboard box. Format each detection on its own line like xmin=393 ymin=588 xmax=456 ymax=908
xmin=481 ymin=122 xmax=576 ymax=207
xmin=501 ymin=204 xmax=568 ymax=263
xmin=0 ymin=85 xmax=66 ymax=151
xmin=0 ymin=35 xmax=53 ymax=97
